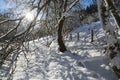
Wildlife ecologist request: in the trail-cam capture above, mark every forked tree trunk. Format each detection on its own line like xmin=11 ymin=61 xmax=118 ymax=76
xmin=97 ymin=0 xmax=120 ymax=79
xmin=104 ymin=0 xmax=120 ymax=28
xmin=57 ymin=0 xmax=67 ymax=52
xmin=104 ymin=0 xmax=120 ymax=78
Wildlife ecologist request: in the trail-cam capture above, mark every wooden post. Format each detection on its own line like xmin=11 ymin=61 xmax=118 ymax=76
xmin=91 ymin=29 xmax=94 ymax=42
xmin=77 ymin=33 xmax=79 ymax=41
xmin=70 ymin=33 xmax=72 ymax=40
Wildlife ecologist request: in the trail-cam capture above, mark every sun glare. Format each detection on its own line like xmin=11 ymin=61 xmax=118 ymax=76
xmin=25 ymin=12 xmax=34 ymax=22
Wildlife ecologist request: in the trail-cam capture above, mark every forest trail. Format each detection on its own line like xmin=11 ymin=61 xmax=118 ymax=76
xmin=0 ymin=22 xmax=117 ymax=80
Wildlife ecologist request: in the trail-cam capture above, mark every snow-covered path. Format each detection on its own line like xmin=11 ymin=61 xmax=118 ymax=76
xmin=12 ymin=41 xmax=103 ymax=80
xmin=82 ymin=56 xmax=116 ymax=80
xmin=12 ymin=40 xmax=116 ymax=80
xmin=65 ymin=22 xmax=117 ymax=80
xmin=1 ymin=22 xmax=117 ymax=80
xmin=65 ymin=39 xmax=117 ymax=80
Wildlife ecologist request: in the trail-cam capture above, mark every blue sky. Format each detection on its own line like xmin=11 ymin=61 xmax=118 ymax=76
xmin=0 ymin=0 xmax=15 ymax=13
xmin=0 ymin=0 xmax=93 ymax=13
xmin=0 ymin=0 xmax=7 ymax=12
xmin=81 ymin=0 xmax=93 ymax=9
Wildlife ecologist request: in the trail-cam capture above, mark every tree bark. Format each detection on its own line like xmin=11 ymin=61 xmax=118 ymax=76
xmin=105 ymin=0 xmax=120 ymax=28
xmin=57 ymin=0 xmax=67 ymax=52
xmin=97 ymin=0 xmax=120 ymax=79
xmin=104 ymin=0 xmax=120 ymax=78
xmin=58 ymin=16 xmax=67 ymax=52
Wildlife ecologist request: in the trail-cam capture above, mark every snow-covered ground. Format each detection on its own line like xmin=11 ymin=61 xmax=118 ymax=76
xmin=0 ymin=22 xmax=117 ymax=80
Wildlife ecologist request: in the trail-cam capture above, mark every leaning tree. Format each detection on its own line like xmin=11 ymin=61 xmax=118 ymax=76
xmin=97 ymin=0 xmax=120 ymax=79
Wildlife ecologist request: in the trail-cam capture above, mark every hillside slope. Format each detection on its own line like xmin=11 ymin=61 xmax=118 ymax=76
xmin=0 ymin=22 xmax=117 ymax=80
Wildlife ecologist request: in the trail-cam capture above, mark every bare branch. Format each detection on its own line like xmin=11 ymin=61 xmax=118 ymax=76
xmin=10 ymin=0 xmax=51 ymax=41
xmin=54 ymin=0 xmax=79 ymax=28
xmin=0 ymin=17 xmax=23 ymax=24
xmin=0 ymin=19 xmax=22 ymax=41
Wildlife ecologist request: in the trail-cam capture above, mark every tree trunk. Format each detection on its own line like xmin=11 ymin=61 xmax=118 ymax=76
xmin=57 ymin=0 xmax=67 ymax=52
xmin=58 ymin=16 xmax=67 ymax=52
xmin=104 ymin=0 xmax=120 ymax=78
xmin=97 ymin=0 xmax=120 ymax=79
xmin=105 ymin=0 xmax=120 ymax=28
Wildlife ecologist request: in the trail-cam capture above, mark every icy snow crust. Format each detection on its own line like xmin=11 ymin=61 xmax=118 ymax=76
xmin=0 ymin=22 xmax=117 ymax=80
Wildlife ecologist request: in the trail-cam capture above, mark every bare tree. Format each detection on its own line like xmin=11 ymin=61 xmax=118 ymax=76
xmin=0 ymin=1 xmax=82 ymax=79
xmin=0 ymin=1 xmax=51 ymax=79
xmin=97 ymin=0 xmax=120 ymax=79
